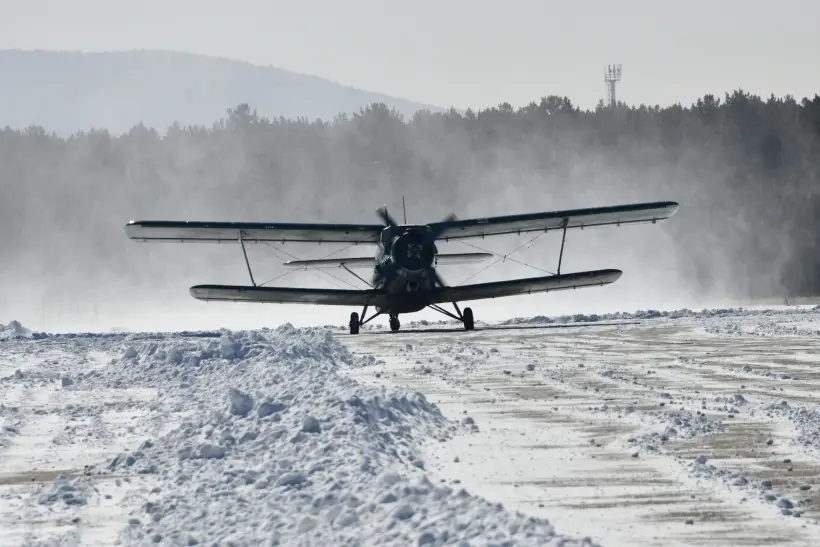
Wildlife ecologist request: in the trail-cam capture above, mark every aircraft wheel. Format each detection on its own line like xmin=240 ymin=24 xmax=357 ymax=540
xmin=389 ymin=316 xmax=400 ymax=332
xmin=349 ymin=312 xmax=360 ymax=335
xmin=463 ymin=307 xmax=474 ymax=331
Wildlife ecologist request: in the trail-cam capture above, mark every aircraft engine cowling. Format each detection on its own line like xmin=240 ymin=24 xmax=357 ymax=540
xmin=389 ymin=229 xmax=435 ymax=271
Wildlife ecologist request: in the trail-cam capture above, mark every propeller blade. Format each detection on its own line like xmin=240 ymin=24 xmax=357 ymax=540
xmin=426 ymin=212 xmax=458 ymax=288
xmin=427 ymin=212 xmax=459 ymax=240
xmin=376 ymin=205 xmax=398 ymax=227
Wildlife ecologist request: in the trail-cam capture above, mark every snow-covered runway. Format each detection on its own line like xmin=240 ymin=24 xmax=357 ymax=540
xmin=343 ymin=309 xmax=820 ymax=546
xmin=2 ymin=308 xmax=820 ymax=545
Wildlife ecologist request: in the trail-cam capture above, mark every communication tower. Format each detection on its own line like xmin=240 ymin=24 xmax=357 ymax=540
xmin=604 ymin=64 xmax=622 ymax=108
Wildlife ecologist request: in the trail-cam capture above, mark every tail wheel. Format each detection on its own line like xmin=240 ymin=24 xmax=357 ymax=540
xmin=349 ymin=312 xmax=360 ymax=335
xmin=463 ymin=307 xmax=474 ymax=331
xmin=389 ymin=315 xmax=400 ymax=332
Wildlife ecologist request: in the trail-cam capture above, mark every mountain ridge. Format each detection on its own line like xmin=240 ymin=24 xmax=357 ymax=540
xmin=0 ymin=49 xmax=446 ymax=135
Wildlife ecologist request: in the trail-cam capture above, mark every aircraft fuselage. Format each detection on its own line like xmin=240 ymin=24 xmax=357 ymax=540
xmin=372 ymin=224 xmax=439 ymax=315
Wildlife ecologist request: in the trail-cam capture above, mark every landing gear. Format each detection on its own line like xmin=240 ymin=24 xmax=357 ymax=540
xmin=427 ymin=302 xmax=475 ymax=331
xmin=348 ymin=305 xmax=384 ymax=335
xmin=463 ymin=307 xmax=474 ymax=331
xmin=349 ymin=304 xmax=471 ymax=334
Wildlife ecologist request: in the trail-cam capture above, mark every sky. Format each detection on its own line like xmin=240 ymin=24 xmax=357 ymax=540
xmin=1 ymin=0 xmax=818 ymax=332
xmin=1 ymin=0 xmax=818 ymax=111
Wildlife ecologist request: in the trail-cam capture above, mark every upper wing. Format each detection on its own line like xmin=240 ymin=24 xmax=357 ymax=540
xmin=428 ymin=201 xmax=679 ymax=240
xmin=125 ymin=220 xmax=384 ymax=244
xmin=430 ymin=269 xmax=622 ymax=304
xmin=189 ymin=285 xmax=390 ymax=307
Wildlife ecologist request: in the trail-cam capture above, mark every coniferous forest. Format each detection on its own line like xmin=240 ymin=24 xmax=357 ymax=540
xmin=3 ymin=90 xmax=820 ymax=310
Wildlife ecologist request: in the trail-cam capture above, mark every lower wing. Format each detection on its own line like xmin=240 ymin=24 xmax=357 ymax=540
xmin=189 ymin=285 xmax=390 ymax=307
xmin=430 ymin=269 xmax=622 ymax=303
xmin=189 ymin=269 xmax=621 ymax=308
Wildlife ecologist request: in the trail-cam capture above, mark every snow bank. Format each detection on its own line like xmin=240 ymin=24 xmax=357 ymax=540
xmin=500 ymin=307 xmax=742 ymax=325
xmin=82 ymin=325 xmax=596 ymax=546
xmin=0 ymin=320 xmax=32 ymax=340
xmin=705 ymin=317 xmax=820 ymax=337
xmin=503 ymin=306 xmax=820 ymax=328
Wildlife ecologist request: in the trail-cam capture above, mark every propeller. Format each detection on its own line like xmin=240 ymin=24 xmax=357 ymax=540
xmin=422 ymin=214 xmax=458 ymax=288
xmin=376 ymin=205 xmax=398 ymax=228
xmin=373 ymin=206 xmax=460 ymax=290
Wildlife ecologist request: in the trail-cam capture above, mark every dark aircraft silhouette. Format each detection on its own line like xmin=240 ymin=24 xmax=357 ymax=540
xmin=124 ymin=200 xmax=678 ymax=334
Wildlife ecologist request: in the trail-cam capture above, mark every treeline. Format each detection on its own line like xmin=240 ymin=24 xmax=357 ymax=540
xmin=2 ymin=89 xmax=820 ymax=301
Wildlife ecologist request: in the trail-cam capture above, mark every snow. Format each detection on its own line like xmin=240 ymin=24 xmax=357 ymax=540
xmin=0 ymin=320 xmax=32 ymax=340
xmin=0 ymin=322 xmax=597 ymax=546
xmin=344 ymin=306 xmax=820 ymax=546
xmin=5 ymin=305 xmax=820 ymax=545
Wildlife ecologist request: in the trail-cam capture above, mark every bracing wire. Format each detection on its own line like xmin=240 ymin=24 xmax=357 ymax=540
xmin=256 ymin=268 xmax=298 ymax=288
xmin=302 ymin=269 xmax=352 ymax=290
xmin=260 ymin=241 xmax=362 ymax=289
xmin=247 ymin=226 xmax=556 ymax=292
xmin=453 ymin=232 xmax=553 ymax=286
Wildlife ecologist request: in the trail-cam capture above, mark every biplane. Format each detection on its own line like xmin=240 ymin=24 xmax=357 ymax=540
xmin=124 ymin=200 xmax=678 ymax=334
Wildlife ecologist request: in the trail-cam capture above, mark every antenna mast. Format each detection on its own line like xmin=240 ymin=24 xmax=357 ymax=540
xmin=604 ymin=64 xmax=622 ymax=108
xmin=402 ymin=196 xmax=407 ymax=224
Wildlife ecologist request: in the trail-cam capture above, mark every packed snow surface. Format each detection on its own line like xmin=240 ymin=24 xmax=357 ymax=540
xmin=6 ymin=305 xmax=820 ymax=546
xmin=344 ymin=306 xmax=820 ymax=546
xmin=0 ymin=322 xmax=597 ymax=546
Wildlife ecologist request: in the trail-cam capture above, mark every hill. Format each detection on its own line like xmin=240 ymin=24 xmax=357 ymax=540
xmin=0 ymin=49 xmax=444 ymax=135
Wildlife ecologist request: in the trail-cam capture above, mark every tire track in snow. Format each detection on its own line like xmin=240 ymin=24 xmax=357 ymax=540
xmin=0 ymin=339 xmax=160 ymax=545
xmin=342 ymin=312 xmax=820 ymax=546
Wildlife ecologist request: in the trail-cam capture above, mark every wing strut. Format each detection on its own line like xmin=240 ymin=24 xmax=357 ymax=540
xmin=428 ymin=302 xmax=465 ymax=322
xmin=557 ymin=218 xmax=568 ymax=275
xmin=354 ymin=304 xmax=384 ymax=327
xmin=238 ymin=230 xmax=257 ymax=287
xmin=341 ymin=264 xmax=373 ymax=288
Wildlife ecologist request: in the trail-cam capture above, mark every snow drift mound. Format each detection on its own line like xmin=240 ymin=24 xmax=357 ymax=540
xmin=0 ymin=320 xmax=31 ymax=340
xmin=502 ymin=306 xmax=820 ymax=327
xmin=91 ymin=325 xmax=596 ymax=546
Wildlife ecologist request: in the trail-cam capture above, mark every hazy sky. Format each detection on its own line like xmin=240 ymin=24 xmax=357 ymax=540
xmin=2 ymin=0 xmax=818 ymax=111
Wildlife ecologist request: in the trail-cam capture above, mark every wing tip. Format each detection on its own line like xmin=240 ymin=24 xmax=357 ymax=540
xmin=189 ymin=284 xmax=211 ymax=298
xmin=189 ymin=284 xmax=247 ymax=302
xmin=561 ymin=268 xmax=622 ymax=284
xmin=663 ymin=201 xmax=680 ymax=214
xmin=124 ymin=222 xmax=141 ymax=239
xmin=584 ymin=268 xmax=623 ymax=283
